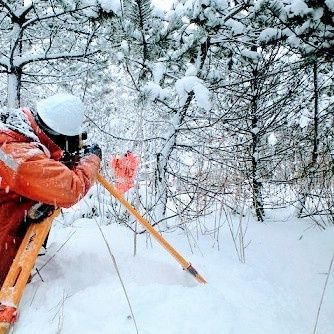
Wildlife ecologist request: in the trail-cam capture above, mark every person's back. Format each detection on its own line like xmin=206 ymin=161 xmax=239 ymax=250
xmin=0 ymin=95 xmax=102 ymax=287
xmin=0 ymin=108 xmax=39 ymax=284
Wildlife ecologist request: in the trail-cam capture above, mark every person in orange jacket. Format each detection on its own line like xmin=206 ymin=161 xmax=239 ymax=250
xmin=0 ymin=94 xmax=102 ymax=287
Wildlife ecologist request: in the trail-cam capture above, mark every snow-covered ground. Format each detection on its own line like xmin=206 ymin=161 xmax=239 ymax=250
xmin=13 ymin=193 xmax=334 ymax=334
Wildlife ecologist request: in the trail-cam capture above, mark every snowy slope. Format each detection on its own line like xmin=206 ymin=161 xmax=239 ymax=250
xmin=12 ymin=200 xmax=334 ymax=334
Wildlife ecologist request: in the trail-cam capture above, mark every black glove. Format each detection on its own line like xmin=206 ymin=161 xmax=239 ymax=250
xmin=84 ymin=144 xmax=102 ymax=160
xmin=27 ymin=203 xmax=55 ymax=224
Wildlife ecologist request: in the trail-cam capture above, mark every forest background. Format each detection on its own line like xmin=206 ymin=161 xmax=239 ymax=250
xmin=1 ymin=0 xmax=333 ymax=227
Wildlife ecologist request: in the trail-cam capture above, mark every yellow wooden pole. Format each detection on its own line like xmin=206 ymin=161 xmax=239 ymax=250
xmin=97 ymin=173 xmax=207 ymax=284
xmin=0 ymin=209 xmax=60 ymax=334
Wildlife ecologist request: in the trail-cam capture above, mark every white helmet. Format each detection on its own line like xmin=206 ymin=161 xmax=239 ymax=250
xmin=36 ymin=94 xmax=85 ymax=136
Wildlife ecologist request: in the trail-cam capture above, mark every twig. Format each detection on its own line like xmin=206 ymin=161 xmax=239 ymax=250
xmin=312 ymin=251 xmax=334 ymax=334
xmin=56 ymin=291 xmax=67 ymax=334
xmin=95 ymin=221 xmax=139 ymax=334
xmin=31 ymin=231 xmax=76 ymax=280
xmin=29 ymin=286 xmax=40 ymax=307
xmin=93 ymin=192 xmax=139 ymax=334
xmin=51 ymin=290 xmax=72 ymax=321
xmin=35 ymin=267 xmax=44 ymax=282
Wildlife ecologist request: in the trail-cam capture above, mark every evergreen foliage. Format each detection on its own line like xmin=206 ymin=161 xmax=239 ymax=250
xmin=123 ymin=0 xmax=152 ymax=30
xmin=0 ymin=0 xmax=332 ymax=226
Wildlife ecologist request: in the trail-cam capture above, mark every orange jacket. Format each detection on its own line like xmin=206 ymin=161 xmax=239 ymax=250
xmin=0 ymin=108 xmax=100 ymax=286
xmin=111 ymin=151 xmax=139 ymax=194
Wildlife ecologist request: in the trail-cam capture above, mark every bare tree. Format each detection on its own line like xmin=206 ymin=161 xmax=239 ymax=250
xmin=0 ymin=0 xmax=105 ymax=107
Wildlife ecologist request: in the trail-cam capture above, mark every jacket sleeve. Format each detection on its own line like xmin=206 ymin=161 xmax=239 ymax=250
xmin=2 ymin=142 xmax=101 ymax=208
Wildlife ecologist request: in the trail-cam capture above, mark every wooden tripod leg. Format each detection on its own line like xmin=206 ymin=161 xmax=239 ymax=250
xmin=0 ymin=209 xmax=60 ymax=333
xmin=97 ymin=173 xmax=207 ymax=284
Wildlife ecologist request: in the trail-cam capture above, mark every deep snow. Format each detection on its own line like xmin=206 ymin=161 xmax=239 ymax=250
xmin=12 ymin=189 xmax=334 ymax=334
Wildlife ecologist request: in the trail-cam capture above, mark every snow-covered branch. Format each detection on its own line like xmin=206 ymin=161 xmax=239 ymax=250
xmin=17 ymin=50 xmax=100 ymax=67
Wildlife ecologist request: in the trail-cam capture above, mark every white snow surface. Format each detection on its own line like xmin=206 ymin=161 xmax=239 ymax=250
xmin=152 ymin=0 xmax=172 ymax=11
xmin=143 ymin=82 xmax=169 ymax=101
xmin=81 ymin=0 xmax=121 ymax=12
xmin=175 ymin=76 xmax=211 ymax=111
xmin=299 ymin=114 xmax=310 ymax=128
xmin=267 ymin=132 xmax=277 ymax=146
xmin=98 ymin=0 xmax=121 ymax=12
xmin=241 ymin=49 xmax=262 ymax=63
xmin=258 ymin=28 xmax=282 ymax=44
xmin=286 ymin=0 xmax=312 ymax=17
xmin=151 ymin=63 xmax=166 ymax=84
xmin=325 ymin=0 xmax=334 ymax=11
xmin=225 ymin=18 xmax=245 ymax=35
xmin=99 ymin=0 xmax=121 ymax=13
xmin=12 ymin=196 xmax=334 ymax=334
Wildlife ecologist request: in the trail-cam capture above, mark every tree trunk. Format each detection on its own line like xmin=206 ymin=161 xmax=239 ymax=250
xmin=311 ymin=61 xmax=319 ymax=165
xmin=7 ymin=68 xmax=22 ymax=108
xmin=153 ymin=93 xmax=194 ymax=223
xmin=250 ymin=67 xmax=264 ymax=222
xmin=297 ymin=61 xmax=320 ymax=217
xmin=251 ymin=119 xmax=264 ymax=222
xmin=7 ymin=10 xmax=24 ymax=108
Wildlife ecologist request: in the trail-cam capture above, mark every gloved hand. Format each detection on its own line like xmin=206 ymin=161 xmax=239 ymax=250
xmin=27 ymin=203 xmax=55 ymax=224
xmin=84 ymin=144 xmax=102 ymax=160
